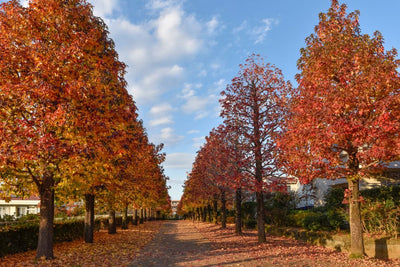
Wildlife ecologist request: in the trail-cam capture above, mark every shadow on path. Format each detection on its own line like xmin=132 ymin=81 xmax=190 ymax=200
xmin=128 ymin=221 xmax=211 ymax=266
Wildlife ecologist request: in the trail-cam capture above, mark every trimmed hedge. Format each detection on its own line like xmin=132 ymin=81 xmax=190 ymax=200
xmin=0 ymin=216 xmax=133 ymax=257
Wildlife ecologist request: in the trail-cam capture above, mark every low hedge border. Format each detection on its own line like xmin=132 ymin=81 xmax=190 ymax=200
xmin=265 ymin=225 xmax=400 ymax=259
xmin=265 ymin=224 xmax=336 ymax=246
xmin=0 ymin=216 xmax=133 ymax=257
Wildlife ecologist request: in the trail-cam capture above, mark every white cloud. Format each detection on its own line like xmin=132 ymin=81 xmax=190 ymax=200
xmin=211 ymin=63 xmax=221 ymax=70
xmin=146 ymin=0 xmax=181 ymax=11
xmin=233 ymin=18 xmax=278 ymax=44
xmin=180 ymin=83 xmax=219 ymax=119
xmin=182 ymin=96 xmax=208 ymax=114
xmin=89 ymin=0 xmax=120 ymax=18
xmin=158 ymin=127 xmax=184 ymax=146
xmin=150 ymin=103 xmax=174 ymax=115
xmin=149 ymin=103 xmax=175 ymax=126
xmin=213 ymin=78 xmax=226 ymax=93
xmin=149 ymin=117 xmax=173 ymax=126
xmin=192 ymin=136 xmax=205 ymax=149
xmin=21 ymin=0 xmax=29 ymax=7
xmin=187 ymin=130 xmax=200 ymax=134
xmin=98 ymin=1 xmax=215 ymax=105
xmin=254 ymin=18 xmax=279 ymax=44
xmin=207 ymin=16 xmax=220 ymax=34
xmin=163 ymin=152 xmax=195 ymax=169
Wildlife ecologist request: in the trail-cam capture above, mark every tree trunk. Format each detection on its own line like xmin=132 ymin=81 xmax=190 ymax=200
xmin=235 ymin=187 xmax=242 ymax=235
xmin=202 ymin=206 xmax=207 ymax=222
xmin=108 ymin=208 xmax=117 ymax=234
xmin=256 ymin=191 xmax=266 ymax=243
xmin=207 ymin=204 xmax=212 ymax=223
xmin=84 ymin=193 xmax=95 ymax=243
xmin=213 ymin=197 xmax=218 ymax=224
xmin=348 ymin=178 xmax=365 ymax=257
xmin=36 ymin=173 xmax=55 ymax=259
xmin=144 ymin=208 xmax=147 ymax=221
xmin=139 ymin=208 xmax=144 ymax=224
xmin=221 ymin=189 xmax=227 ymax=229
xmin=252 ymin=83 xmax=266 ymax=243
xmin=122 ymin=204 xmax=128 ymax=229
xmin=133 ymin=209 xmax=138 ymax=225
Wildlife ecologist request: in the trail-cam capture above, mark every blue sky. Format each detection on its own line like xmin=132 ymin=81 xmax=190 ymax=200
xmin=15 ymin=0 xmax=400 ymax=200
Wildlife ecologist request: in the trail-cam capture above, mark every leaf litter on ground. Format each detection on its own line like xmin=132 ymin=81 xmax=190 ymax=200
xmin=193 ymin=222 xmax=400 ymax=267
xmin=0 ymin=221 xmax=162 ymax=267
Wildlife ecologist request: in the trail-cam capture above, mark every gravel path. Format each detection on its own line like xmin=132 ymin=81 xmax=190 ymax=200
xmin=128 ymin=220 xmax=212 ymax=266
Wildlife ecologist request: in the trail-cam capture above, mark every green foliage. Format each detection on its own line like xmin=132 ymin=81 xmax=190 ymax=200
xmin=288 ymin=209 xmax=346 ymax=232
xmin=289 ymin=210 xmax=310 ymax=227
xmin=361 ymin=185 xmax=400 ymax=204
xmin=243 ymin=219 xmax=257 ymax=229
xmin=324 ymin=187 xmax=346 ymax=211
xmin=264 ymin=192 xmax=296 ymax=227
xmin=302 ymin=212 xmax=331 ymax=231
xmin=326 ymin=209 xmax=347 ymax=230
xmin=241 ymin=201 xmax=257 ymax=221
xmin=0 ymin=217 xmax=108 ymax=257
xmin=0 ymin=214 xmax=16 ymax=222
xmin=323 ymin=184 xmax=400 ymax=236
xmin=361 ymin=197 xmax=400 ymax=237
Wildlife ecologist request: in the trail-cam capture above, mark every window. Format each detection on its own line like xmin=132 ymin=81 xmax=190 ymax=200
xmin=17 ymin=206 xmax=27 ymax=217
xmin=0 ymin=206 xmax=10 ymax=218
xmin=27 ymin=206 xmax=37 ymax=215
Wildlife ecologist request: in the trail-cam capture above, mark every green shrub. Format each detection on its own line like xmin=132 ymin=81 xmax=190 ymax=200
xmin=0 ymin=214 xmax=16 ymax=222
xmin=324 ymin=187 xmax=345 ymax=211
xmin=289 ymin=210 xmax=310 ymax=228
xmin=326 ymin=209 xmax=347 ymax=230
xmin=243 ymin=219 xmax=257 ymax=229
xmin=264 ymin=192 xmax=296 ymax=227
xmin=241 ymin=201 xmax=256 ymax=221
xmin=361 ymin=198 xmax=400 ymax=237
xmin=0 ymin=217 xmax=110 ymax=257
xmin=361 ymin=185 xmax=400 ymax=205
xmin=302 ymin=212 xmax=330 ymax=231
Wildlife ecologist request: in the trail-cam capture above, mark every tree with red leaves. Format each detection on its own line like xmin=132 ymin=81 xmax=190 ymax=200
xmin=220 ymin=54 xmax=292 ymax=243
xmin=278 ymin=0 xmax=400 ymax=257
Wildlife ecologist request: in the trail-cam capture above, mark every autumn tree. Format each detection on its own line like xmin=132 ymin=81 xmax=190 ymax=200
xmin=220 ymin=54 xmax=291 ymax=243
xmin=180 ymin=144 xmax=221 ymax=223
xmin=205 ymin=126 xmax=247 ymax=233
xmin=0 ymin=0 xmax=132 ymax=258
xmin=279 ymin=0 xmax=400 ymax=257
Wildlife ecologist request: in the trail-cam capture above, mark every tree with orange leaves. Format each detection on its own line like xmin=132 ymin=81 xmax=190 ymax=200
xmin=0 ymin=0 xmax=131 ymax=259
xmin=278 ymin=0 xmax=400 ymax=257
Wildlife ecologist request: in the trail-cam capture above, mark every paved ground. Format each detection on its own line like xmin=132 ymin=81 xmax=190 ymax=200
xmin=128 ymin=220 xmax=399 ymax=267
xmin=128 ymin=220 xmax=212 ymax=266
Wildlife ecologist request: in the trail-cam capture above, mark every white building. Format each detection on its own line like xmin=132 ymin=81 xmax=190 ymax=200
xmin=171 ymin=200 xmax=179 ymax=215
xmin=288 ymin=161 xmax=400 ymax=208
xmin=0 ymin=196 xmax=40 ymax=218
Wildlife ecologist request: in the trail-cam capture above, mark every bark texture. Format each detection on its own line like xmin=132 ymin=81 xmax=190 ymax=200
xmin=84 ymin=194 xmax=95 ymax=243
xmin=36 ymin=173 xmax=55 ymax=259
xmin=235 ymin=187 xmax=242 ymax=235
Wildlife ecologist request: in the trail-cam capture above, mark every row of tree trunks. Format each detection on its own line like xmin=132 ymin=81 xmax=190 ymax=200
xmin=185 ymin=189 xmax=243 ymax=236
